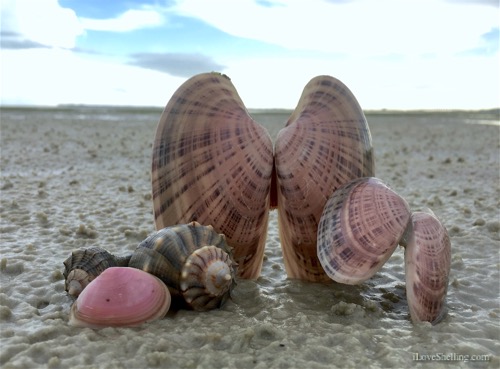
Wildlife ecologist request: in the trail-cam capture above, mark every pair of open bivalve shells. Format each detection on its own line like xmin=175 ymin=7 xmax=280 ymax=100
xmin=63 ymin=73 xmax=451 ymax=329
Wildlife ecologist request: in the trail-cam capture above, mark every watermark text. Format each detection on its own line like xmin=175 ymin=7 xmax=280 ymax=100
xmin=412 ymin=352 xmax=491 ymax=362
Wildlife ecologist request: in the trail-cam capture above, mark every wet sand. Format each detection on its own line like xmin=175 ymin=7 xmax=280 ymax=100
xmin=1 ymin=107 xmax=499 ymax=368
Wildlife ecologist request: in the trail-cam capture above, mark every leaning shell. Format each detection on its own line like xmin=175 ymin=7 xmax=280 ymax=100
xmin=128 ymin=222 xmax=237 ymax=311
xmin=69 ymin=267 xmax=171 ymax=328
xmin=317 ymin=177 xmax=411 ymax=284
xmin=403 ymin=211 xmax=451 ymax=324
xmin=152 ymin=72 xmax=274 ymax=279
xmin=63 ymin=247 xmax=131 ymax=297
xmin=275 ymin=76 xmax=375 ymax=281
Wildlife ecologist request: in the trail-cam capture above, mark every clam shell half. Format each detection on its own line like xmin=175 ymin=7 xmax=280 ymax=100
xmin=404 ymin=211 xmax=451 ymax=324
xmin=275 ymin=76 xmax=375 ymax=281
xmin=317 ymin=177 xmax=411 ymax=284
xmin=152 ymin=73 xmax=274 ymax=279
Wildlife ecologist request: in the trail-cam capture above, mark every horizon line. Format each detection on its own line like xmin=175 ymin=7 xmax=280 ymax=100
xmin=1 ymin=104 xmax=499 ymax=115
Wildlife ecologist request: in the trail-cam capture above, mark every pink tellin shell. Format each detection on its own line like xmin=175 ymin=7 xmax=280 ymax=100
xmin=404 ymin=211 xmax=451 ymax=324
xmin=69 ymin=267 xmax=171 ymax=328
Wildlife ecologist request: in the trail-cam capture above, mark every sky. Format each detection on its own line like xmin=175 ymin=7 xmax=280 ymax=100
xmin=1 ymin=0 xmax=499 ymax=110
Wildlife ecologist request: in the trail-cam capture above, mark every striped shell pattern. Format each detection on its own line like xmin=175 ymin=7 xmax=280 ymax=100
xmin=63 ymin=72 xmax=451 ymax=325
xmin=152 ymin=72 xmax=375 ymax=281
xmin=151 ymin=72 xmax=451 ymax=323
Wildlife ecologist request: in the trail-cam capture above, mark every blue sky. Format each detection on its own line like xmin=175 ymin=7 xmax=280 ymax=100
xmin=1 ymin=0 xmax=498 ymax=109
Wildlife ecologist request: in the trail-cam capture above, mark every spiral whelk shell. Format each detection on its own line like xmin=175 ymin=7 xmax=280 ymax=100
xmin=128 ymin=222 xmax=237 ymax=311
xmin=63 ymin=247 xmax=131 ymax=297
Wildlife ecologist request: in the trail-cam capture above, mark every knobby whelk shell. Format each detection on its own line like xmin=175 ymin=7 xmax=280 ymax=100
xmin=152 ymin=72 xmax=274 ymax=279
xmin=69 ymin=267 xmax=171 ymax=328
xmin=275 ymin=75 xmax=375 ymax=281
xmin=63 ymin=247 xmax=131 ymax=297
xmin=63 ymin=222 xmax=237 ymax=313
xmin=128 ymin=222 xmax=237 ymax=311
xmin=317 ymin=177 xmax=411 ymax=284
xmin=402 ymin=211 xmax=451 ymax=324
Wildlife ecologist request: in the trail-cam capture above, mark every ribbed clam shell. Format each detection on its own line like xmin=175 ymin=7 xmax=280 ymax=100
xmin=63 ymin=247 xmax=131 ymax=297
xmin=404 ymin=211 xmax=451 ymax=324
xmin=275 ymin=76 xmax=375 ymax=281
xmin=152 ymin=72 xmax=274 ymax=279
xmin=128 ymin=221 xmax=237 ymax=311
xmin=317 ymin=177 xmax=411 ymax=284
xmin=69 ymin=267 xmax=171 ymax=328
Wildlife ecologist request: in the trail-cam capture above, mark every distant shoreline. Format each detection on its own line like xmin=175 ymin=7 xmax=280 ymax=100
xmin=0 ymin=104 xmax=498 ymax=120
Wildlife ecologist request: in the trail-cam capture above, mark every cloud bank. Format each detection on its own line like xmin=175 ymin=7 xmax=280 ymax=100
xmin=129 ymin=53 xmax=226 ymax=77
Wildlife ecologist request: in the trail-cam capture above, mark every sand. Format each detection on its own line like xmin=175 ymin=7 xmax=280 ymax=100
xmin=0 ymin=107 xmax=499 ymax=369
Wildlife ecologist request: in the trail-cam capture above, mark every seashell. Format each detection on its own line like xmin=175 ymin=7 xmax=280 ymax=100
xmin=63 ymin=247 xmax=131 ymax=297
xmin=151 ymin=72 xmax=274 ymax=279
xmin=317 ymin=177 xmax=411 ymax=284
xmin=275 ymin=76 xmax=375 ymax=281
xmin=128 ymin=222 xmax=237 ymax=311
xmin=69 ymin=267 xmax=171 ymax=328
xmin=402 ymin=211 xmax=451 ymax=324
xmin=63 ymin=222 xmax=237 ymax=311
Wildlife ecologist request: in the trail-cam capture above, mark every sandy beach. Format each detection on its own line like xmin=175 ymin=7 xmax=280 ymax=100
xmin=0 ymin=106 xmax=499 ymax=369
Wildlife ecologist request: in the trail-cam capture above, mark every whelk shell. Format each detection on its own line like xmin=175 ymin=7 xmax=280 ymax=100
xmin=69 ymin=267 xmax=171 ymax=328
xmin=63 ymin=247 xmax=131 ymax=297
xmin=402 ymin=211 xmax=451 ymax=324
xmin=128 ymin=222 xmax=237 ymax=311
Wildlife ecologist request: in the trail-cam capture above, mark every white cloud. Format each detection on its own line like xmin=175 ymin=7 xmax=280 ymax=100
xmin=0 ymin=0 xmax=497 ymax=109
xmin=0 ymin=1 xmax=165 ymax=49
xmin=80 ymin=8 xmax=165 ymax=32
xmin=0 ymin=48 xmax=184 ymax=106
xmin=221 ymin=53 xmax=499 ymax=110
xmin=172 ymin=0 xmax=497 ymax=56
xmin=1 ymin=0 xmax=83 ymax=48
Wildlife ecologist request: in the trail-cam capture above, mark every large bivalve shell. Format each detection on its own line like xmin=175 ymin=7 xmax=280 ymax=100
xmin=275 ymin=76 xmax=375 ymax=281
xmin=69 ymin=267 xmax=171 ymax=328
xmin=152 ymin=72 xmax=274 ymax=279
xmin=63 ymin=247 xmax=131 ymax=297
xmin=317 ymin=177 xmax=411 ymax=284
xmin=128 ymin=222 xmax=237 ymax=311
xmin=403 ymin=211 xmax=451 ymax=324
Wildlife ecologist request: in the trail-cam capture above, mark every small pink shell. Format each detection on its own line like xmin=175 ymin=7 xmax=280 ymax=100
xmin=69 ymin=267 xmax=171 ymax=328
